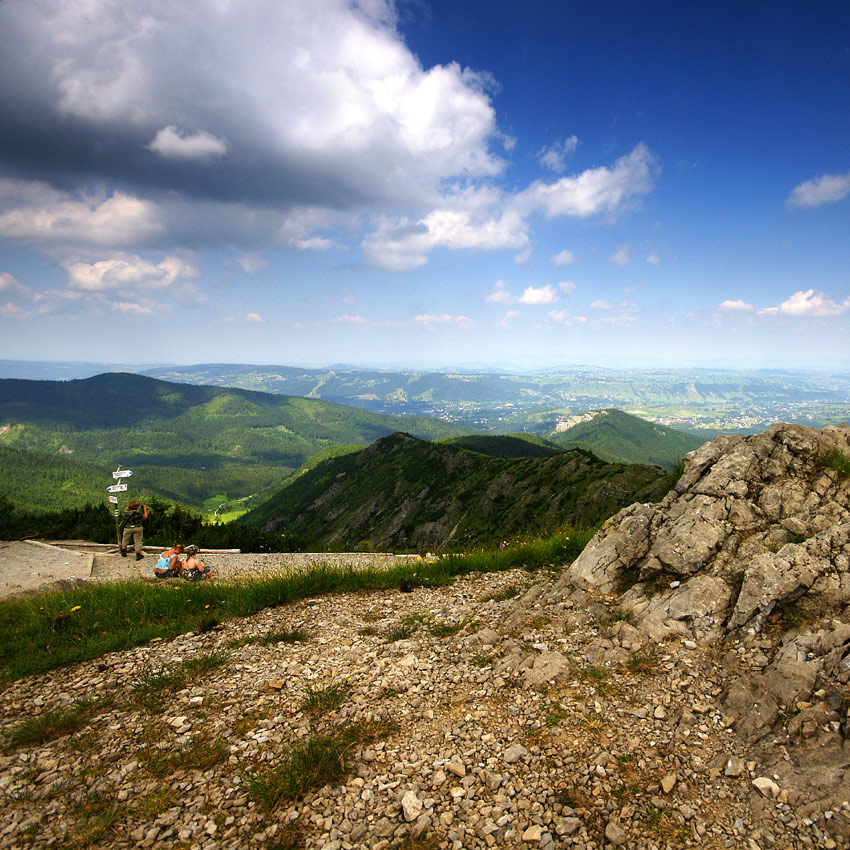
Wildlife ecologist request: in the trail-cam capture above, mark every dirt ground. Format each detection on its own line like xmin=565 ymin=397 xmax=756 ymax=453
xmin=0 ymin=540 xmax=421 ymax=600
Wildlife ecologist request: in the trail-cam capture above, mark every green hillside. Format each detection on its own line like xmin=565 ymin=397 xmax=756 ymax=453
xmin=548 ymin=408 xmax=705 ymax=470
xmin=439 ymin=433 xmax=563 ymax=458
xmin=243 ymin=432 xmax=669 ymax=551
xmin=0 ymin=373 xmax=473 ymax=511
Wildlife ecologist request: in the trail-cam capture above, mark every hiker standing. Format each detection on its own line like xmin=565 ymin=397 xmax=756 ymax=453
xmin=120 ymin=499 xmax=149 ymax=561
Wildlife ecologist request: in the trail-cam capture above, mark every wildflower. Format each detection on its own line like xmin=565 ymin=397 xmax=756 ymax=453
xmin=205 ymin=604 xmax=210 ymax=609
xmin=70 ymin=605 xmax=81 ymax=612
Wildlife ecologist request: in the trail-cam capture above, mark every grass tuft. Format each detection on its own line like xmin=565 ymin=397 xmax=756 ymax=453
xmin=246 ymin=720 xmax=391 ymax=809
xmin=301 ymin=682 xmax=350 ymax=715
xmin=4 ymin=697 xmax=105 ymax=751
xmin=259 ymin=628 xmax=309 ymax=646
xmin=821 ymin=449 xmax=850 ymax=479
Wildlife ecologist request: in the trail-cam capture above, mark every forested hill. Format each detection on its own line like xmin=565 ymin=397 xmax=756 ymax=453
xmin=244 ymin=431 xmax=670 ymax=551
xmin=549 ymin=408 xmax=705 ymax=470
xmin=0 ymin=373 xmax=474 ymax=511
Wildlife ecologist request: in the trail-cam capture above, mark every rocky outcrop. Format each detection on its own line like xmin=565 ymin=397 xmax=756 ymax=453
xmin=555 ymin=423 xmax=850 ymax=640
xmin=549 ymin=422 xmax=850 ymax=832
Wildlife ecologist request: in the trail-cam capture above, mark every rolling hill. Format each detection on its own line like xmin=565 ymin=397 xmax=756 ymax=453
xmin=0 ymin=373 xmax=474 ymax=511
xmin=548 ymin=408 xmax=705 ymax=469
xmin=243 ymin=431 xmax=670 ymax=551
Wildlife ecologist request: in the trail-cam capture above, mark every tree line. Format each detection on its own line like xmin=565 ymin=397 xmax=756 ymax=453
xmin=0 ymin=494 xmax=316 ymax=553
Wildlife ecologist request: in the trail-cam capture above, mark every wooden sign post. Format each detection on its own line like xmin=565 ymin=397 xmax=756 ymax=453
xmin=107 ymin=466 xmax=134 ymax=549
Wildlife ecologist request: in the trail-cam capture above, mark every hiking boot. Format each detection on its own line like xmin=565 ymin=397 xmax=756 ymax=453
xmin=120 ymin=549 xmax=127 ymax=557
xmin=136 ymin=552 xmax=144 ymax=561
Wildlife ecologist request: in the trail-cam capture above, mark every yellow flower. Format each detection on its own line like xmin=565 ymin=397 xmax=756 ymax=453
xmin=205 ymin=604 xmax=210 ymax=609
xmin=70 ymin=605 xmax=82 ymax=612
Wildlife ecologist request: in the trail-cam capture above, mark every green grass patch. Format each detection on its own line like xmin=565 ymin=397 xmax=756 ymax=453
xmin=481 ymin=585 xmax=520 ymax=603
xmin=429 ymin=615 xmax=476 ymax=638
xmin=821 ymin=449 xmax=850 ymax=479
xmin=625 ymin=653 xmax=656 ymax=675
xmin=69 ymin=792 xmax=123 ymax=848
xmin=576 ymin=665 xmax=609 ymax=682
xmin=137 ymin=728 xmax=230 ymax=778
xmin=246 ymin=720 xmax=391 ymax=809
xmin=259 ymin=628 xmax=309 ymax=646
xmin=131 ymin=650 xmax=229 ymax=712
xmin=385 ymin=623 xmax=415 ymax=642
xmin=0 ymin=527 xmax=590 ymax=681
xmin=4 ymin=697 xmax=107 ymax=751
xmin=301 ymin=683 xmax=349 ymax=715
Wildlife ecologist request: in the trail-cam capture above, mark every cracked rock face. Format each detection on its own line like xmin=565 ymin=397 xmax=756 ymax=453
xmin=555 ymin=423 xmax=850 ymax=641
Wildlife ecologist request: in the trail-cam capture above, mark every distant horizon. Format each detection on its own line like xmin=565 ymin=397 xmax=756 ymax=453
xmin=1 ymin=356 xmax=849 ymax=377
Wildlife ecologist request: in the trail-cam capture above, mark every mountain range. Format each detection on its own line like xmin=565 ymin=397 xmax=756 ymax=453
xmin=0 ymin=373 xmax=470 ymax=512
xmin=245 ymin=431 xmax=671 ymax=551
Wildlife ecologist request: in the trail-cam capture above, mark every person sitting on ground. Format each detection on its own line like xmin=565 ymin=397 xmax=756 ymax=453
xmin=153 ymin=544 xmax=185 ymax=580
xmin=182 ymin=545 xmax=212 ymax=581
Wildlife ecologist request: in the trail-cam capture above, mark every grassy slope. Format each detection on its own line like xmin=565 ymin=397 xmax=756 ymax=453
xmin=244 ymin=432 xmax=669 ymax=551
xmin=548 ymin=408 xmax=705 ymax=470
xmin=0 ymin=373 xmax=474 ymax=510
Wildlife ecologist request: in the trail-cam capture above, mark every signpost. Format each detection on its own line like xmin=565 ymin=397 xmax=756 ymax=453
xmin=109 ymin=466 xmax=134 ymax=549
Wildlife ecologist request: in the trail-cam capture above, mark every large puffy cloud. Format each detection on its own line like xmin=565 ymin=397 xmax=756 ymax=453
xmin=758 ymin=289 xmax=850 ymax=317
xmin=0 ymin=0 xmax=501 ymax=217
xmin=0 ymin=0 xmax=658 ymax=274
xmin=787 ymin=171 xmax=850 ymax=208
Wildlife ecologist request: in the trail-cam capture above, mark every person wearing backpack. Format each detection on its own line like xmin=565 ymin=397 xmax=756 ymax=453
xmin=120 ymin=499 xmax=149 ymax=561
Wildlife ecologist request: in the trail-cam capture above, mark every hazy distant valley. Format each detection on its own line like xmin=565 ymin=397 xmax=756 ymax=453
xmin=138 ymin=362 xmax=850 ymax=435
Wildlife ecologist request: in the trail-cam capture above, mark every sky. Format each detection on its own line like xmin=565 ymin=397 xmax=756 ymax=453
xmin=0 ymin=0 xmax=848 ymax=371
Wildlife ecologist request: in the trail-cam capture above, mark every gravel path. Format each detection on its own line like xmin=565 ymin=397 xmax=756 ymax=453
xmin=0 ymin=540 xmax=94 ymax=599
xmin=0 ymin=540 xmax=421 ymax=600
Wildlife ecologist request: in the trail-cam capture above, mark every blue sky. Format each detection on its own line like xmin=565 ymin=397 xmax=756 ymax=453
xmin=0 ymin=0 xmax=848 ymax=370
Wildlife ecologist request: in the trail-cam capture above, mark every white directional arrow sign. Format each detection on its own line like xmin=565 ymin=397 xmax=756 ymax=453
xmin=112 ymin=469 xmax=134 ymax=479
xmin=106 ymin=483 xmax=128 ymax=493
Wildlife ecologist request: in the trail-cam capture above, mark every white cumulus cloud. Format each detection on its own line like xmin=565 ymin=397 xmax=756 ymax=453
xmin=551 ymin=249 xmax=576 ymax=266
xmin=787 ymin=171 xmax=850 ymax=208
xmin=0 ymin=180 xmax=163 ymax=247
xmin=518 ymin=144 xmax=658 ymax=218
xmin=758 ymin=289 xmax=850 ymax=317
xmin=718 ymin=299 xmax=754 ymax=312
xmin=519 ymin=284 xmax=558 ymax=305
xmin=147 ymin=126 xmax=228 ymax=160
xmin=412 ymin=313 xmax=473 ymax=327
xmin=64 ymin=254 xmax=198 ymax=291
